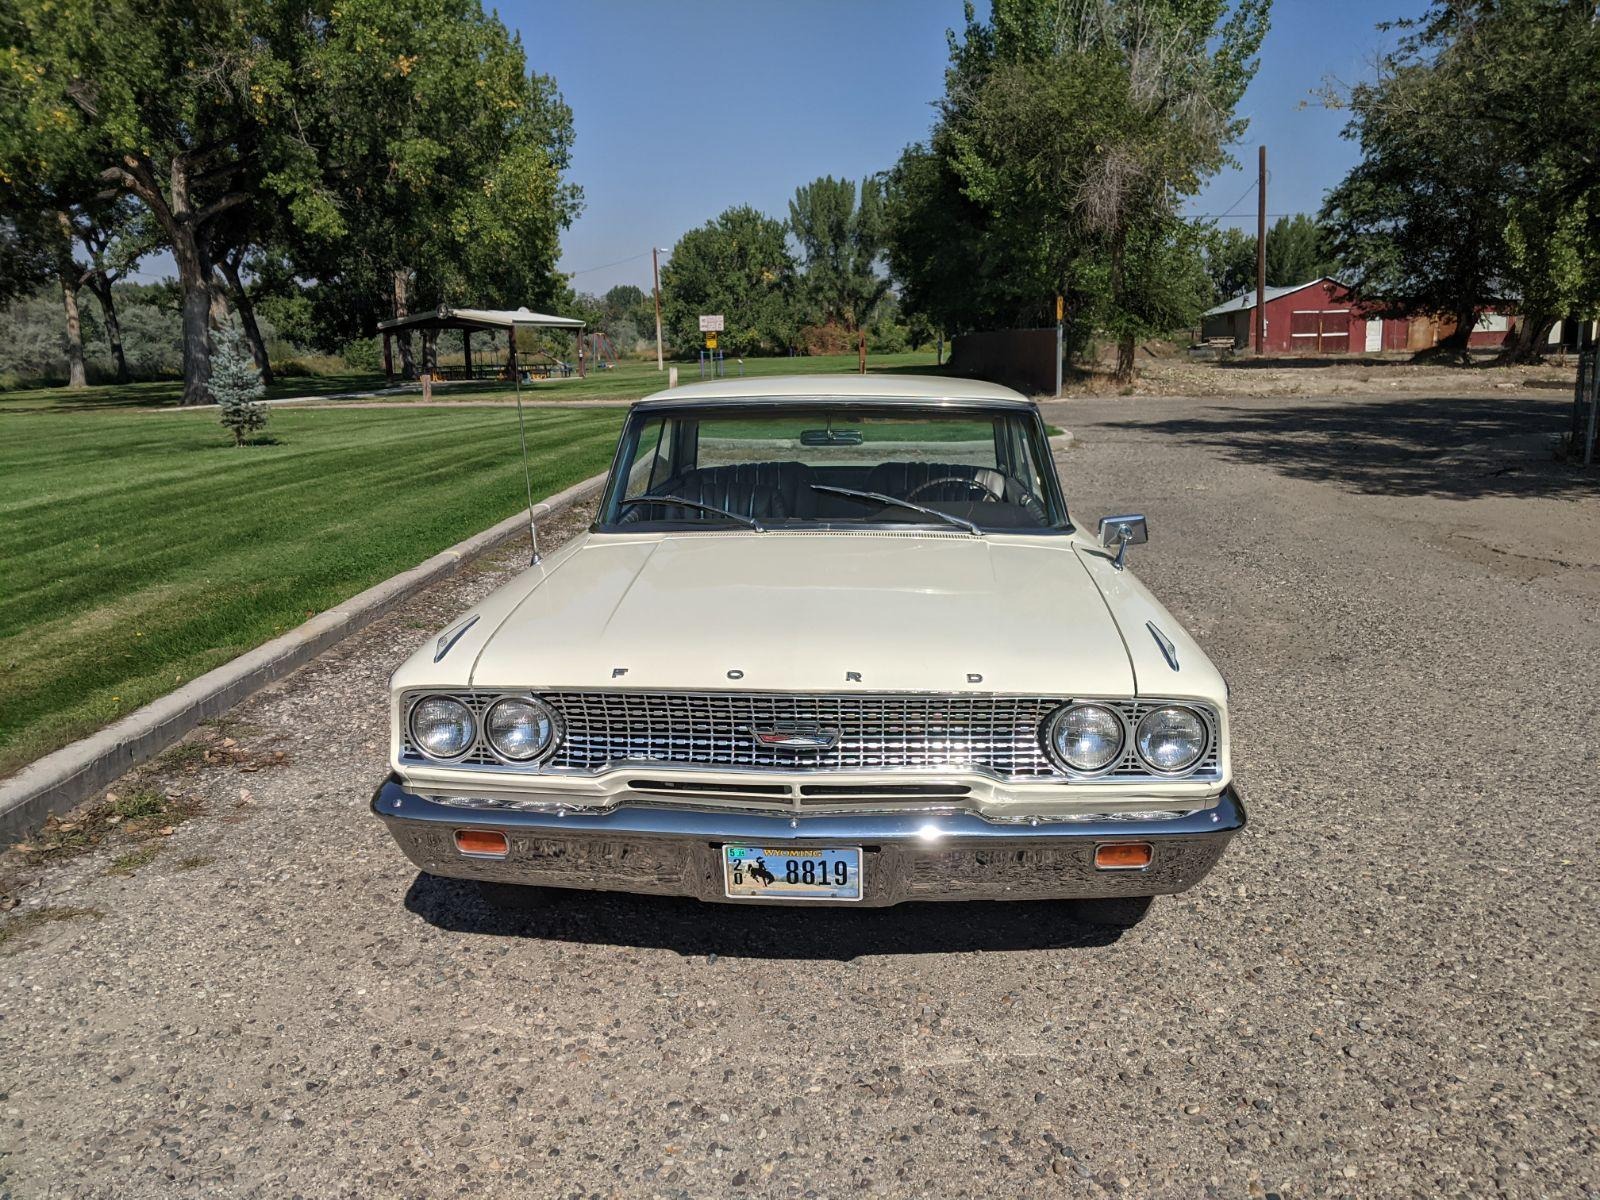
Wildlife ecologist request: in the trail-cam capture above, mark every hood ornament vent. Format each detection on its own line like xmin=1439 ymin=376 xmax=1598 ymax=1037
xmin=1146 ymin=621 xmax=1179 ymax=671
xmin=434 ymin=615 xmax=480 ymax=663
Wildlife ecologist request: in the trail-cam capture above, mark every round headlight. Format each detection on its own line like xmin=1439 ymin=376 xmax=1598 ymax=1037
xmin=1136 ymin=705 xmax=1207 ymax=773
xmin=410 ymin=696 xmax=476 ymax=759
xmin=485 ymin=697 xmax=557 ymax=762
xmin=1048 ymin=703 xmax=1126 ymax=772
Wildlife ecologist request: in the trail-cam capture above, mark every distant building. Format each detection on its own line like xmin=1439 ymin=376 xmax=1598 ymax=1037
xmin=1200 ymin=278 xmax=1517 ymax=354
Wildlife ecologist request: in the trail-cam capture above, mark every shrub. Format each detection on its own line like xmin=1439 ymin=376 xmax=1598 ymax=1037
xmin=340 ymin=336 xmax=382 ymax=372
xmin=210 ymin=325 xmax=268 ymax=446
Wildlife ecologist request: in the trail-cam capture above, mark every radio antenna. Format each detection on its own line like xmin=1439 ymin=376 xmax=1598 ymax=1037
xmin=512 ymin=322 xmax=540 ymax=564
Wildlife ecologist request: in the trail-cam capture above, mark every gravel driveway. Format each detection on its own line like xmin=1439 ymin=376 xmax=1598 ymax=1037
xmin=2 ymin=388 xmax=1596 ymax=1199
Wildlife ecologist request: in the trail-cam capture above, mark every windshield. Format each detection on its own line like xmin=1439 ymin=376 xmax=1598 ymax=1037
xmin=599 ymin=404 xmax=1067 ymax=532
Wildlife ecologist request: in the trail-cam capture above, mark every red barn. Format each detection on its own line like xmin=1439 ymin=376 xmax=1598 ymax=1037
xmin=1200 ymin=278 xmax=1513 ymax=353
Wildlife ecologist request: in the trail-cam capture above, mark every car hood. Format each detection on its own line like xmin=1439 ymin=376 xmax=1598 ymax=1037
xmin=463 ymin=532 xmax=1134 ymax=696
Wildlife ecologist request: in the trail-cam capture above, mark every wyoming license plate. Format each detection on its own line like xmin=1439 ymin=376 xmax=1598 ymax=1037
xmin=722 ymin=845 xmax=863 ymax=902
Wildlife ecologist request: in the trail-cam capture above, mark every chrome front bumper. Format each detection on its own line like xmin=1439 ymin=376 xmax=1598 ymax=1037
xmin=371 ymin=775 xmax=1245 ymax=906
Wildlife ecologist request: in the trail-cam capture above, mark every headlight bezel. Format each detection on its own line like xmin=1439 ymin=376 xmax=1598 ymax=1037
xmin=406 ymin=694 xmax=478 ymax=762
xmin=1041 ymin=699 xmax=1217 ymax=779
xmin=1043 ymin=702 xmax=1128 ymax=775
xmin=1133 ymin=704 xmax=1208 ymax=775
xmin=483 ymin=696 xmax=560 ymax=763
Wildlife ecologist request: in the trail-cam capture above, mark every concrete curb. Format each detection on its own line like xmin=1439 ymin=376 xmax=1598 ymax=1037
xmin=0 ymin=470 xmax=609 ymax=845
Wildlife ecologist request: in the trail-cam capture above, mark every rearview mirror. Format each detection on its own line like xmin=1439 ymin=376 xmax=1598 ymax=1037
xmin=1097 ymin=514 xmax=1148 ymax=570
xmin=800 ymin=428 xmax=863 ymax=446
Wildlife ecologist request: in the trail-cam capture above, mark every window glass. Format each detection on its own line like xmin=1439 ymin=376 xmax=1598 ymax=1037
xmin=607 ymin=405 xmax=1064 ymax=532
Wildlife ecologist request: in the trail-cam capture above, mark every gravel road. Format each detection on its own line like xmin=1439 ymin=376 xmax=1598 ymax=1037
xmin=2 ymin=388 xmax=1596 ymax=1199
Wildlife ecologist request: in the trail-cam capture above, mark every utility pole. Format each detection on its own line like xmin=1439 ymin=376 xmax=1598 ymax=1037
xmin=1255 ymin=145 xmax=1267 ymax=354
xmin=652 ymin=247 xmax=665 ymax=371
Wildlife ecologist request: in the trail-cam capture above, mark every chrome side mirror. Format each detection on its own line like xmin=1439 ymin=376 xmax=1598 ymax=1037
xmin=1097 ymin=513 xmax=1148 ymax=571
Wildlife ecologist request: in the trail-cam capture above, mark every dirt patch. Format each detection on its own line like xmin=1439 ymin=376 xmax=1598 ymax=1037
xmin=1052 ymin=345 xmax=1577 ymax=400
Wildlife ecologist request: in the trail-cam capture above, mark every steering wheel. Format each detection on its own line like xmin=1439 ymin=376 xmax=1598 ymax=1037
xmin=907 ymin=476 xmax=1000 ymax=502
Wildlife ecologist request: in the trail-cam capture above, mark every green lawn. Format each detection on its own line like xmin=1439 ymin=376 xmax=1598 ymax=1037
xmin=0 ymin=348 xmax=952 ymax=777
xmin=0 ymin=404 xmax=623 ymax=776
xmin=0 ymin=371 xmax=390 ymax=413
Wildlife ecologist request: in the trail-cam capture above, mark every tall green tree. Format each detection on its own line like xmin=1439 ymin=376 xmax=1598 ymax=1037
xmin=787 ymin=176 xmax=889 ymax=331
xmin=659 ymin=207 xmax=797 ymax=356
xmin=886 ymin=0 xmax=1269 ymax=381
xmin=1322 ymin=0 xmax=1600 ymax=362
xmin=1 ymin=0 xmax=297 ymax=402
xmin=284 ymin=0 xmax=580 ymax=371
xmin=2 ymin=0 xmax=579 ymax=398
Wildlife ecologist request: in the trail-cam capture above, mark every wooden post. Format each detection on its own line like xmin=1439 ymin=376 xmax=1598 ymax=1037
xmin=652 ymin=247 xmax=665 ymax=371
xmin=463 ymin=329 xmax=473 ymax=379
xmin=858 ymin=329 xmax=867 ymax=374
xmin=1255 ymin=145 xmax=1267 ymax=354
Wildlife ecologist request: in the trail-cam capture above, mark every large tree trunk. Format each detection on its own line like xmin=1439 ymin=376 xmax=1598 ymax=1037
xmin=173 ymin=234 xmax=214 ymax=406
xmin=86 ymin=276 xmax=130 ymax=383
xmin=57 ymin=270 xmax=88 ymax=389
xmin=220 ymin=255 xmax=273 ymax=385
xmin=1495 ymin=313 xmax=1554 ymax=365
xmin=1115 ymin=333 xmax=1136 ymax=384
xmin=1108 ymin=235 xmax=1136 ymax=386
xmin=52 ymin=211 xmax=87 ymax=389
xmin=393 ymin=268 xmax=416 ymax=379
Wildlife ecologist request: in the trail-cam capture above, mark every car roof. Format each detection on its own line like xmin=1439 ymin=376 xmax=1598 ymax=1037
xmin=632 ymin=373 xmax=1035 ymax=411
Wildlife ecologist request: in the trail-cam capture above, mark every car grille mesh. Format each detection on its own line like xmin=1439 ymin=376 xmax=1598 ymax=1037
xmin=401 ymin=691 xmax=1221 ymax=782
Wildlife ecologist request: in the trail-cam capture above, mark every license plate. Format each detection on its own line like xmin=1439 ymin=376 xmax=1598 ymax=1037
xmin=722 ymin=845 xmax=863 ymax=902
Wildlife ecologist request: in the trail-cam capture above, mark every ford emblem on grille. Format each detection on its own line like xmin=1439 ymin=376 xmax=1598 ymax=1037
xmin=751 ymin=721 xmax=839 ymax=750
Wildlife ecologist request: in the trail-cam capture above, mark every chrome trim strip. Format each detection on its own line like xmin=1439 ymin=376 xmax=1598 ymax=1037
xmin=433 ymin=616 xmax=480 ymax=663
xmin=374 ymin=775 xmax=1244 ymax=843
xmin=1146 ymin=621 xmax=1179 ymax=671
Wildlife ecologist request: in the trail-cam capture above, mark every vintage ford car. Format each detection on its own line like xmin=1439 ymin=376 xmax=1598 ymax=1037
xmin=371 ymin=376 xmax=1243 ymax=925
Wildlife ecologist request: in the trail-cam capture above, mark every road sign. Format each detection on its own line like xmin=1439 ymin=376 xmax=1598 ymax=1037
xmin=698 ymin=314 xmax=725 ymax=333
xmin=1055 ymin=294 xmax=1064 ymax=323
xmin=705 ymin=332 xmax=719 ymax=350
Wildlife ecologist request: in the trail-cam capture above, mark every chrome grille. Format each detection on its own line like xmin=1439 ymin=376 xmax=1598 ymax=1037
xmin=401 ymin=690 xmax=1221 ymax=782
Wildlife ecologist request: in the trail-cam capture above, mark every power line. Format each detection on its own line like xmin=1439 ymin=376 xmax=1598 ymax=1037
xmin=564 ymin=249 xmax=654 ymax=278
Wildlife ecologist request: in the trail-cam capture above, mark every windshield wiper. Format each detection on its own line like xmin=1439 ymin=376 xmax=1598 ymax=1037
xmin=809 ymin=484 xmax=982 ymax=535
xmin=617 ymin=495 xmax=766 ymax=532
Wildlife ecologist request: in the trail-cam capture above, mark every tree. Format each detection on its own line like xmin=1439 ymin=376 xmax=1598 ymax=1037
xmin=1320 ymin=59 xmax=1509 ymax=359
xmin=1265 ymin=214 xmax=1336 ymax=287
xmin=283 ymin=0 xmax=580 ymax=370
xmin=788 ymin=176 xmax=890 ymax=331
xmin=72 ymin=199 xmax=152 ymax=383
xmin=1 ymin=0 xmax=296 ymax=403
xmin=1203 ymin=215 xmax=1335 ymax=302
xmin=885 ymin=0 xmax=1269 ymax=381
xmin=659 ymin=207 xmax=797 ymax=356
xmin=1204 ymin=225 xmax=1257 ymax=301
xmin=210 ymin=324 xmax=268 ymax=446
xmin=1322 ymin=1 xmax=1600 ymax=363
xmin=2 ymin=0 xmax=581 ymax=398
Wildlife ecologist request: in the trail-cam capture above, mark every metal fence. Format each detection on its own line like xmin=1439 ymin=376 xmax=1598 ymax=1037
xmin=1575 ymin=348 xmax=1599 ymax=466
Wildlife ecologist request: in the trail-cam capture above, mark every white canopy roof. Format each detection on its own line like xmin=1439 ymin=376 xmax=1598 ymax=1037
xmin=378 ymin=305 xmax=585 ymax=332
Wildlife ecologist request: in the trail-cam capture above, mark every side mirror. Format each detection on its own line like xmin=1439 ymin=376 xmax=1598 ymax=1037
xmin=1097 ymin=514 xmax=1148 ymax=571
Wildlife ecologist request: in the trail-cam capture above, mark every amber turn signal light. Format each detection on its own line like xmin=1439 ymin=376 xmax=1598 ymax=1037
xmin=455 ymin=829 xmax=509 ymax=857
xmin=1094 ymin=842 xmax=1152 ymax=870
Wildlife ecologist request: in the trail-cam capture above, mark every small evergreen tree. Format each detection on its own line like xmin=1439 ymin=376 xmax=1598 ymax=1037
xmin=210 ymin=323 xmax=267 ymax=446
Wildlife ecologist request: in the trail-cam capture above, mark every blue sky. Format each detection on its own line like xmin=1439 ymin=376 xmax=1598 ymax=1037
xmin=513 ymin=0 xmax=1417 ymax=297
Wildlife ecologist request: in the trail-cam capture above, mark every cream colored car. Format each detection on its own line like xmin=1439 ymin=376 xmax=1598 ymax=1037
xmin=372 ymin=376 xmax=1242 ymax=926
